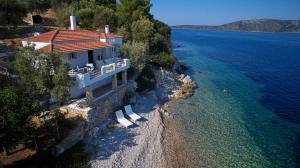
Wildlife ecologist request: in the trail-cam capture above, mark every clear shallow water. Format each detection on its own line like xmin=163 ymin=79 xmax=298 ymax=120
xmin=171 ymin=29 xmax=300 ymax=168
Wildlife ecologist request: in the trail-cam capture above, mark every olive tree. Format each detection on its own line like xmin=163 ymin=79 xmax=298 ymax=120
xmin=94 ymin=6 xmax=116 ymax=30
xmin=131 ymin=18 xmax=154 ymax=43
xmin=0 ymin=88 xmax=41 ymax=154
xmin=78 ymin=8 xmax=95 ymax=29
xmin=13 ymin=47 xmax=73 ymax=106
xmin=55 ymin=3 xmax=75 ymax=28
xmin=120 ymin=41 xmax=148 ymax=71
xmin=0 ymin=0 xmax=27 ymax=30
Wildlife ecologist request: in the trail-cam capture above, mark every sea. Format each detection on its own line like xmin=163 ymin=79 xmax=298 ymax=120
xmin=171 ymin=29 xmax=300 ymax=168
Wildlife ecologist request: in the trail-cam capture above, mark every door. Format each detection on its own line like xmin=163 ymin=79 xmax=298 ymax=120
xmin=88 ymin=50 xmax=94 ymax=63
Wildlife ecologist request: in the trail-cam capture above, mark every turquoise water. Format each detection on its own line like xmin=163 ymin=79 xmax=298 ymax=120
xmin=171 ymin=29 xmax=300 ymax=168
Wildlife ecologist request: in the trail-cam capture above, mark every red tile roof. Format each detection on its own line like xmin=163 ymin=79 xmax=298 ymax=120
xmin=39 ymin=41 xmax=112 ymax=53
xmin=23 ymin=30 xmax=122 ymax=43
xmin=39 ymin=45 xmax=52 ymax=52
xmin=23 ymin=31 xmax=57 ymax=42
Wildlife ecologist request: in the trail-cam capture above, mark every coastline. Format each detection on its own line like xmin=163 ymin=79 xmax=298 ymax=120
xmin=160 ymin=110 xmax=192 ymax=168
xmin=86 ymin=63 xmax=196 ymax=168
xmin=154 ymin=64 xmax=197 ymax=168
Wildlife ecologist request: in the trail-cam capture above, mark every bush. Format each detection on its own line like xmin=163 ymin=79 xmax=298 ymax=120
xmin=120 ymin=41 xmax=149 ymax=71
xmin=152 ymin=52 xmax=175 ymax=69
xmin=0 ymin=87 xmax=41 ymax=151
xmin=136 ymin=66 xmax=156 ymax=92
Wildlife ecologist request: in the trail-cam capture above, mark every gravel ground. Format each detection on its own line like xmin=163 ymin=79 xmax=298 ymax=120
xmin=87 ymin=91 xmax=169 ymax=168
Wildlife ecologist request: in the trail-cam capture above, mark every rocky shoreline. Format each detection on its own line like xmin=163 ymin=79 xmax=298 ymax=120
xmin=154 ymin=63 xmax=197 ymax=168
xmin=153 ymin=66 xmax=197 ymax=102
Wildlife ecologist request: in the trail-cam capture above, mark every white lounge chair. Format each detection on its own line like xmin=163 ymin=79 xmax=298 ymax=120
xmin=115 ymin=110 xmax=133 ymax=127
xmin=124 ymin=105 xmax=141 ymax=121
xmin=86 ymin=63 xmax=94 ymax=71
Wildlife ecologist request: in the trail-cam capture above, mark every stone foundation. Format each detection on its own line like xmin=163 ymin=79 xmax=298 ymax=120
xmin=54 ymin=81 xmax=136 ymax=156
xmin=87 ymin=81 xmax=136 ymax=129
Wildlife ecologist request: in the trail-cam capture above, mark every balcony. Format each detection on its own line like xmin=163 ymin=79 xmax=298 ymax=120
xmin=69 ymin=59 xmax=130 ymax=88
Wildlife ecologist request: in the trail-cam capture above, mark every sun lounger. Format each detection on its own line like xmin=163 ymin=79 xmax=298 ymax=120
xmin=115 ymin=110 xmax=133 ymax=127
xmin=124 ymin=105 xmax=141 ymax=121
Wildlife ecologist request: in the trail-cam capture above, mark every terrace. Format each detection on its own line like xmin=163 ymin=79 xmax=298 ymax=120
xmin=69 ymin=58 xmax=130 ymax=89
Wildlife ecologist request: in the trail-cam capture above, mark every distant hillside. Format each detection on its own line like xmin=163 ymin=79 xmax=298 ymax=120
xmin=173 ymin=19 xmax=300 ymax=32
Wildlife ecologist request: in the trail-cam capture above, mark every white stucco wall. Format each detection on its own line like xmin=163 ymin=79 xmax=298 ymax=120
xmin=90 ymin=77 xmax=111 ymax=90
xmin=60 ymin=48 xmax=116 ymax=69
xmin=106 ymin=38 xmax=123 ymax=45
xmin=105 ymin=48 xmax=113 ymax=60
xmin=93 ymin=49 xmax=100 ymax=63
xmin=21 ymin=41 xmax=50 ymax=50
xmin=100 ymin=38 xmax=107 ymax=43
xmin=93 ymin=49 xmax=106 ymax=62
xmin=61 ymin=51 xmax=88 ymax=69
xmin=70 ymin=77 xmax=112 ymax=98
xmin=100 ymin=38 xmax=122 ymax=45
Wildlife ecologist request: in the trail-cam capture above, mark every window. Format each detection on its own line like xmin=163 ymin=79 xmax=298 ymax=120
xmin=68 ymin=53 xmax=76 ymax=60
xmin=98 ymin=49 xmax=104 ymax=60
xmin=97 ymin=54 xmax=102 ymax=61
xmin=112 ymin=47 xmax=116 ymax=58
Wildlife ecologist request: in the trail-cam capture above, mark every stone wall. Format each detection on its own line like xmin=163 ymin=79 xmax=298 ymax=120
xmin=53 ymin=81 xmax=136 ymax=156
xmin=87 ymin=81 xmax=136 ymax=129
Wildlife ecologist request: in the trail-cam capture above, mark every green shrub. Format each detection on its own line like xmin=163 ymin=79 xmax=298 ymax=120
xmin=136 ymin=66 xmax=156 ymax=92
xmin=152 ymin=52 xmax=175 ymax=69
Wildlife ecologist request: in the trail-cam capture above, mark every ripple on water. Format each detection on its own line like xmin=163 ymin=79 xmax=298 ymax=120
xmin=170 ymin=30 xmax=300 ymax=168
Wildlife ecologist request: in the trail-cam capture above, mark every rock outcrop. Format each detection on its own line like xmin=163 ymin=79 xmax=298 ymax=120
xmin=169 ymin=74 xmax=197 ymax=99
xmin=154 ymin=66 xmax=197 ymax=101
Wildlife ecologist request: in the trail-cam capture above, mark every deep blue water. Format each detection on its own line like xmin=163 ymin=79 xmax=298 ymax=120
xmin=171 ymin=29 xmax=300 ymax=168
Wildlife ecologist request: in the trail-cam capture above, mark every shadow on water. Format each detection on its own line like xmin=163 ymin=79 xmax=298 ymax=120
xmin=259 ymin=90 xmax=300 ymax=125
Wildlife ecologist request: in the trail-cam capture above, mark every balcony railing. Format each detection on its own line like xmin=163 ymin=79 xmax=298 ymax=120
xmin=69 ymin=59 xmax=130 ymax=88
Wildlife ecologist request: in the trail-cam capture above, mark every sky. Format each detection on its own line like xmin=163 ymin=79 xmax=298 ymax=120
xmin=150 ymin=0 xmax=300 ymax=26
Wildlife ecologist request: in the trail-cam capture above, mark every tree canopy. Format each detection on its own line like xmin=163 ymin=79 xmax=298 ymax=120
xmin=13 ymin=47 xmax=73 ymax=106
xmin=0 ymin=88 xmax=41 ymax=151
xmin=0 ymin=0 xmax=27 ymax=28
xmin=116 ymin=0 xmax=152 ymax=28
xmin=120 ymin=41 xmax=149 ymax=71
xmin=131 ymin=18 xmax=154 ymax=43
xmin=115 ymin=0 xmax=173 ymax=69
xmin=52 ymin=0 xmax=174 ymax=70
xmin=26 ymin=0 xmax=51 ymax=14
xmin=94 ymin=6 xmax=116 ymax=30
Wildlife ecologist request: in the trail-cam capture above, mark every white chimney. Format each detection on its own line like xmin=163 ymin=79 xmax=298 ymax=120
xmin=105 ymin=25 xmax=110 ymax=34
xmin=70 ymin=16 xmax=76 ymax=30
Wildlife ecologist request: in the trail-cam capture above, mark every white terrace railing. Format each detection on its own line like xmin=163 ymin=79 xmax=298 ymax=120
xmin=71 ymin=59 xmax=130 ymax=88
